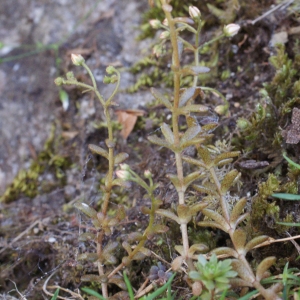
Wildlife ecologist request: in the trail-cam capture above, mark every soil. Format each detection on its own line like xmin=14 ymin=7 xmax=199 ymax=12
xmin=0 ymin=0 xmax=300 ymax=299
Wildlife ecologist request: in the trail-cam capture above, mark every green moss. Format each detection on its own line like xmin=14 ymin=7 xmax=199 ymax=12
xmin=251 ymin=174 xmax=280 ymax=231
xmin=0 ymin=125 xmax=71 ymax=203
xmin=251 ymin=174 xmax=299 ymax=235
xmin=235 ymin=44 xmax=300 ymax=172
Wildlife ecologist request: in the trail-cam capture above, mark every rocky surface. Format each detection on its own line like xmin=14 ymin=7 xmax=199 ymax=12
xmin=0 ymin=0 xmax=151 ymax=193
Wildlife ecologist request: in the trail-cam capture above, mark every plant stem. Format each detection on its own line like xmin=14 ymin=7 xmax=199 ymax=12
xmin=108 ymin=191 xmax=158 ymax=280
xmin=193 ymin=20 xmax=202 ymax=87
xmin=198 ymin=34 xmax=224 ymax=52
xmin=82 ymin=63 xmax=119 ymax=298
xmin=162 ymin=1 xmax=190 ymax=263
xmin=210 ymin=165 xmax=281 ymax=299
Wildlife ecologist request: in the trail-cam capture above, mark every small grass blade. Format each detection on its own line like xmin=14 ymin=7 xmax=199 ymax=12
xmin=143 ymin=273 xmax=176 ymax=300
xmin=283 ymin=153 xmax=300 ymax=170
xmin=81 ymin=287 xmax=106 ymax=299
xmin=123 ymin=271 xmax=134 ymax=300
xmin=238 ymin=290 xmax=258 ymax=300
xmin=276 ymin=222 xmax=300 ymax=227
xmin=50 ymin=289 xmax=59 ymax=300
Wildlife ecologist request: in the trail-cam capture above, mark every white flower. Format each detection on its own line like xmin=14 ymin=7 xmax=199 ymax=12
xmin=223 ymin=24 xmax=240 ymax=37
xmin=71 ymin=54 xmax=85 ymax=66
xmin=189 ymin=6 xmax=201 ymax=19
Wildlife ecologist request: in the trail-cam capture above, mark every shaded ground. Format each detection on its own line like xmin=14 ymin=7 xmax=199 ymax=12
xmin=1 ymin=0 xmax=300 ymax=299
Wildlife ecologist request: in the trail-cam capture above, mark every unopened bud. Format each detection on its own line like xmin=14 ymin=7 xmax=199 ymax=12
xmin=153 ymin=44 xmax=163 ymax=57
xmin=237 ymin=118 xmax=250 ymax=130
xmin=144 ymin=170 xmax=152 ymax=178
xmin=189 ymin=6 xmax=201 ymax=19
xmin=66 ymin=71 xmax=75 ymax=80
xmin=103 ymin=76 xmax=111 ymax=84
xmin=162 ymin=18 xmax=169 ymax=26
xmin=223 ymin=24 xmax=240 ymax=37
xmin=110 ymin=75 xmax=118 ymax=83
xmin=71 ymin=53 xmax=85 ymax=66
xmin=159 ymin=31 xmax=170 ymax=39
xmin=120 ymin=164 xmax=130 ymax=171
xmin=149 ymin=19 xmax=161 ymax=29
xmin=162 ymin=4 xmax=172 ymax=12
xmin=54 ymin=77 xmax=64 ymax=86
xmin=116 ymin=170 xmax=131 ymax=180
xmin=214 ymin=104 xmax=228 ymax=115
xmin=106 ymin=65 xmax=116 ymax=74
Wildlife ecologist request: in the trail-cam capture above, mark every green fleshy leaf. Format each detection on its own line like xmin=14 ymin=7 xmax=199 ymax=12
xmin=179 ymin=87 xmax=196 ymax=107
xmin=59 ymin=89 xmax=69 ymax=111
xmin=114 ymin=152 xmax=129 ymax=164
xmin=178 ymin=104 xmax=208 ymax=114
xmin=161 ymin=123 xmax=174 ymax=144
xmin=156 ymin=209 xmax=180 ymax=224
xmin=88 ymin=144 xmax=109 ymax=159
xmin=74 ymin=202 xmax=97 ymax=219
xmin=151 ymin=87 xmax=172 ymax=109
xmin=220 ymin=170 xmax=240 ymax=194
xmin=180 ymin=125 xmax=201 ymax=146
xmin=148 ymin=135 xmax=172 ymax=149
xmin=272 ymin=193 xmax=300 ymax=201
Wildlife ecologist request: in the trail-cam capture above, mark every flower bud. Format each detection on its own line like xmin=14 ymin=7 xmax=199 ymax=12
xmin=214 ymin=104 xmax=228 ymax=115
xmin=189 ymin=6 xmax=201 ymax=19
xmin=223 ymin=24 xmax=240 ymax=37
xmin=237 ymin=118 xmax=250 ymax=130
xmin=149 ymin=19 xmax=161 ymax=29
xmin=120 ymin=164 xmax=130 ymax=171
xmin=153 ymin=44 xmax=163 ymax=57
xmin=144 ymin=170 xmax=152 ymax=178
xmin=54 ymin=77 xmax=64 ymax=86
xmin=71 ymin=54 xmax=85 ymax=66
xmin=110 ymin=75 xmax=118 ymax=83
xmin=159 ymin=31 xmax=170 ymax=39
xmin=116 ymin=170 xmax=131 ymax=180
xmin=162 ymin=4 xmax=172 ymax=12
xmin=103 ymin=76 xmax=111 ymax=84
xmin=66 ymin=71 xmax=75 ymax=80
xmin=106 ymin=65 xmax=116 ymax=74
xmin=162 ymin=18 xmax=169 ymax=26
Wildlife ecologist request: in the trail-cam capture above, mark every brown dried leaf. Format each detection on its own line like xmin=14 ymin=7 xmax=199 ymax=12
xmin=115 ymin=109 xmax=145 ymax=140
xmin=172 ymin=255 xmax=184 ymax=271
xmin=239 ymin=160 xmax=269 ymax=169
xmin=286 ymin=107 xmax=300 ymax=144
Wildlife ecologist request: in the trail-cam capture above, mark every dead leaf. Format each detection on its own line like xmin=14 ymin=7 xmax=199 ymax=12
xmin=239 ymin=160 xmax=269 ymax=169
xmin=61 ymin=131 xmax=79 ymax=140
xmin=115 ymin=109 xmax=145 ymax=140
xmin=285 ymin=107 xmax=300 ymax=144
